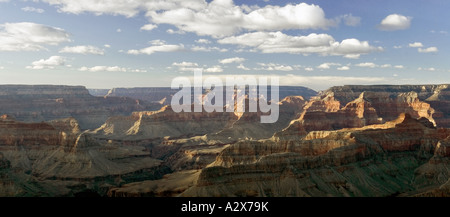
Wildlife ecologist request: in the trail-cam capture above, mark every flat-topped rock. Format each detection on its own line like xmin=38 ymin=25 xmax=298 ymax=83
xmin=0 ymin=85 xmax=91 ymax=98
xmin=0 ymin=85 xmax=162 ymax=129
xmin=324 ymin=84 xmax=450 ymax=104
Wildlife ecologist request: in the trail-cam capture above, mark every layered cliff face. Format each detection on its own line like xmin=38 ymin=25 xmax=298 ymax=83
xmin=208 ymin=96 xmax=306 ymax=141
xmin=0 ymin=114 xmax=69 ymax=147
xmin=95 ymin=95 xmax=307 ymax=142
xmin=322 ymin=84 xmax=449 ymax=127
xmin=28 ymin=132 xmax=162 ymax=180
xmin=94 ymin=105 xmax=239 ymax=140
xmin=0 ymin=85 xmax=162 ymax=129
xmin=93 ymin=96 xmax=307 ymax=177
xmin=411 ymin=135 xmax=450 ymax=196
xmin=181 ymin=114 xmax=450 ymax=197
xmin=280 ymin=88 xmax=438 ymax=136
xmin=0 ymin=116 xmax=165 ymax=196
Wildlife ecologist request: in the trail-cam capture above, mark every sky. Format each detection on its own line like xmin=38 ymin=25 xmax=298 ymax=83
xmin=0 ymin=0 xmax=449 ymax=91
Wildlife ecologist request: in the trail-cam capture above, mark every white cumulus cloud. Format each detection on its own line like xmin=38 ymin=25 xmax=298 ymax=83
xmin=171 ymin=63 xmax=223 ymax=73
xmin=317 ymin=62 xmax=341 ymax=69
xmin=79 ymin=66 xmax=127 ymax=72
xmin=378 ymin=14 xmax=412 ymax=31
xmin=172 ymin=61 xmax=202 ymax=72
xmin=40 ymin=0 xmax=362 ymax=38
xmin=337 ymin=66 xmax=350 ymax=71
xmin=204 ymin=65 xmax=223 ymax=73
xmin=60 ymin=45 xmax=104 ymax=55
xmin=41 ymin=0 xmax=147 ymax=17
xmin=149 ymin=1 xmax=337 ymax=37
xmin=166 ymin=28 xmax=185 ymax=35
xmin=242 ymin=3 xmax=336 ymax=31
xmin=21 ymin=7 xmax=45 ymax=13
xmin=331 ymin=38 xmax=383 ymax=59
xmin=219 ymin=57 xmax=245 ymax=64
xmin=237 ymin=64 xmax=250 ymax=71
xmin=256 ymin=63 xmax=294 ymax=71
xmin=418 ymin=67 xmax=436 ymax=71
xmin=191 ymin=46 xmax=227 ymax=52
xmin=355 ymin=62 xmax=377 ymax=68
xmin=195 ymin=39 xmax=211 ymax=44
xmin=172 ymin=62 xmax=198 ymax=67
xmin=41 ymin=0 xmax=206 ymax=17
xmin=339 ymin=14 xmax=361 ymax=26
xmin=26 ymin=56 xmax=66 ymax=70
xmin=418 ymin=47 xmax=438 ymax=53
xmin=408 ymin=42 xmax=423 ymax=48
xmin=127 ymin=40 xmax=185 ymax=55
xmin=354 ymin=63 xmax=404 ymax=69
xmin=0 ymin=22 xmax=70 ymax=51
xmin=38 ymin=0 xmax=370 ymax=39
xmin=219 ymin=31 xmax=382 ymax=59
xmin=140 ymin=24 xmax=157 ymax=31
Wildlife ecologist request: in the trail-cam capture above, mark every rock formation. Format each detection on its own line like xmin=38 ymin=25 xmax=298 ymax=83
xmin=322 ymin=85 xmax=449 ymax=127
xmin=181 ymin=114 xmax=450 ymax=197
xmin=0 ymin=116 xmax=165 ymax=196
xmin=94 ymin=105 xmax=239 ymax=140
xmin=94 ymin=95 xmax=306 ymax=141
xmin=108 ymin=170 xmax=201 ymax=197
xmin=280 ymin=88 xmax=439 ymax=136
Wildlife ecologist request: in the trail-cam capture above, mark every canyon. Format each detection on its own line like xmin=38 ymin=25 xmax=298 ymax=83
xmin=0 ymin=84 xmax=449 ymax=197
xmin=0 ymin=85 xmax=162 ymax=129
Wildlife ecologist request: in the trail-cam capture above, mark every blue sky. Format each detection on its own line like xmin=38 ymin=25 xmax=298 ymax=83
xmin=0 ymin=0 xmax=449 ymax=90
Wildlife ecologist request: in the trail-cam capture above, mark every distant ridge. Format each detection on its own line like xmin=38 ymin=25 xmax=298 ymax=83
xmin=0 ymin=84 xmax=161 ymax=129
xmin=323 ymin=84 xmax=450 ymax=103
xmin=0 ymin=84 xmax=90 ymax=98
xmin=92 ymin=86 xmax=318 ymax=103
